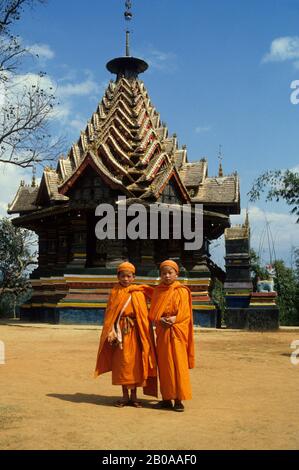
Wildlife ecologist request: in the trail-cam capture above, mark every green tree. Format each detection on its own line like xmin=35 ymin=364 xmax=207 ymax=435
xmin=0 ymin=217 xmax=36 ymax=316
xmin=211 ymin=278 xmax=226 ymax=326
xmin=274 ymin=259 xmax=299 ymax=326
xmin=249 ymin=249 xmax=268 ymax=283
xmin=249 ymin=249 xmax=299 ymax=325
xmin=248 ymin=169 xmax=299 ymax=222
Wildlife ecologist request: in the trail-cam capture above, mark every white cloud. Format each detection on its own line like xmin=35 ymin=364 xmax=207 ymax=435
xmin=0 ymin=72 xmax=60 ymax=126
xmin=262 ymin=36 xmax=299 ymax=64
xmin=195 ymin=125 xmax=211 ymax=134
xmin=52 ymin=72 xmax=105 ymax=131
xmin=290 ymin=164 xmax=299 ymax=173
xmin=69 ymin=118 xmax=86 ymax=132
xmin=137 ymin=46 xmax=177 ymax=72
xmin=57 ymin=78 xmax=100 ymax=98
xmin=27 ymin=43 xmax=55 ymax=60
xmin=1 ymin=70 xmax=103 ymax=132
xmin=15 ymin=72 xmax=55 ymax=91
xmin=232 ymin=207 xmax=299 ymax=264
xmin=210 ymin=206 xmax=299 ymax=269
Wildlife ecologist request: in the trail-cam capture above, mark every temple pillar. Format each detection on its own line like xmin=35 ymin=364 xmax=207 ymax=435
xmin=37 ymin=229 xmax=48 ymax=271
xmin=57 ymin=225 xmax=69 ymax=269
xmin=140 ymin=240 xmax=156 ymax=270
xmin=105 ymin=239 xmax=126 ymax=268
xmin=67 ymin=213 xmax=87 ymax=268
xmin=47 ymin=227 xmax=58 ymax=268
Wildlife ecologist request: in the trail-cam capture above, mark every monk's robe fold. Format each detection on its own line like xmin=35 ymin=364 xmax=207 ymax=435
xmin=94 ymin=284 xmax=157 ymax=397
xmin=149 ymin=281 xmax=194 ymax=401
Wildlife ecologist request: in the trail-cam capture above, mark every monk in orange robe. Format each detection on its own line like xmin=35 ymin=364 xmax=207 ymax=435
xmin=94 ymin=262 xmax=157 ymax=407
xmin=149 ymin=260 xmax=194 ymax=412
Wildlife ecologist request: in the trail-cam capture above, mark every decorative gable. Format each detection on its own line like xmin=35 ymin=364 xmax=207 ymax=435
xmin=158 ymin=178 xmax=185 ymax=205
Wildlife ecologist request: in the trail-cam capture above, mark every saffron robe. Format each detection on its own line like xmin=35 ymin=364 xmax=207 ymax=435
xmin=149 ymin=281 xmax=194 ymax=400
xmin=94 ymin=284 xmax=157 ymax=397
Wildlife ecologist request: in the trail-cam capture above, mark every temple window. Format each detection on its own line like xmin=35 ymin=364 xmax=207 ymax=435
xmin=159 ymin=181 xmax=183 ymax=204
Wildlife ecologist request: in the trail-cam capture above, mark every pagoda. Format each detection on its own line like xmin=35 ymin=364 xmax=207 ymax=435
xmin=8 ymin=5 xmax=240 ymax=326
xmin=224 ymin=214 xmax=279 ymax=330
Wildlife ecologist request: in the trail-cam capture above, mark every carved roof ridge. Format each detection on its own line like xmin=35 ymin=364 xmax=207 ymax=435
xmin=108 ymin=127 xmax=133 ymax=153
xmin=105 ymin=136 xmax=133 ymax=166
xmin=99 ymin=143 xmax=133 ymax=180
xmin=138 ymin=152 xmax=168 ymax=182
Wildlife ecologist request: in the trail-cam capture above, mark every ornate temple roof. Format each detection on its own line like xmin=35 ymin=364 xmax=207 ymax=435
xmin=8 ymin=56 xmax=240 ymax=216
xmin=8 ymin=183 xmax=39 ymax=214
xmin=225 ymin=212 xmax=250 ymax=240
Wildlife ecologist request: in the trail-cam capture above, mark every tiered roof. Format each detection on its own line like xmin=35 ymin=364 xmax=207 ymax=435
xmin=8 ymin=62 xmax=240 ymax=216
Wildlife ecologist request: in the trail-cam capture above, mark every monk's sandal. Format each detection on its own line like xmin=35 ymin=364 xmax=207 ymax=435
xmin=153 ymin=400 xmax=173 ymax=409
xmin=173 ymin=402 xmax=184 ymax=412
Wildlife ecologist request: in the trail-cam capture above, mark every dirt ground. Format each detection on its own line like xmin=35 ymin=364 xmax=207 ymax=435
xmin=0 ymin=323 xmax=298 ymax=450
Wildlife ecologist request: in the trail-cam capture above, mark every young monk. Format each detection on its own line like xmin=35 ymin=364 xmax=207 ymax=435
xmin=149 ymin=260 xmax=194 ymax=412
xmin=94 ymin=262 xmax=157 ymax=407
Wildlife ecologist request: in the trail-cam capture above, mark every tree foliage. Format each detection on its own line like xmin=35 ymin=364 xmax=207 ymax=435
xmin=0 ymin=0 xmax=63 ymax=168
xmin=249 ymin=248 xmax=268 ymax=284
xmin=248 ymin=169 xmax=299 ymax=222
xmin=274 ymin=259 xmax=299 ymax=326
xmin=0 ymin=217 xmax=36 ymax=299
xmin=249 ymin=249 xmax=299 ymax=326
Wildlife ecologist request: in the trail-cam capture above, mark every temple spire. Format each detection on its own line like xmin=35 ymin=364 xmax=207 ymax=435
xmin=31 ymin=165 xmax=36 ymax=187
xmin=106 ymin=0 xmax=148 ymax=80
xmin=124 ymin=1 xmax=132 ymax=57
xmin=126 ymin=29 xmax=130 ymax=57
xmin=218 ymin=144 xmax=223 ymax=177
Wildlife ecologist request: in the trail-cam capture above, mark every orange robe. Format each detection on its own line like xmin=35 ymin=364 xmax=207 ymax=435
xmin=94 ymin=284 xmax=157 ymax=397
xmin=149 ymin=281 xmax=194 ymax=401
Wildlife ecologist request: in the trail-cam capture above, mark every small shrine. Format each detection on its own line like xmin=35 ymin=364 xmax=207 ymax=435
xmin=224 ymin=214 xmax=279 ymax=330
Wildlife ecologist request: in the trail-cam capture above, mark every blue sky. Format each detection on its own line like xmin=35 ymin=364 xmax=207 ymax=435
xmin=1 ymin=0 xmax=299 ymax=267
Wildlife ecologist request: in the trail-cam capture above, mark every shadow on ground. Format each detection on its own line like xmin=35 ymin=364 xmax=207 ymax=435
xmin=46 ymin=393 xmax=157 ymax=409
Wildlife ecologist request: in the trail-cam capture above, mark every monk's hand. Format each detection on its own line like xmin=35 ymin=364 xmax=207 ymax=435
xmin=107 ymin=328 xmax=117 ymax=344
xmin=160 ymin=316 xmax=175 ymax=328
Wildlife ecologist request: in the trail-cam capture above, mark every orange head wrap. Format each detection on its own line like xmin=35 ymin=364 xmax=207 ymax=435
xmin=117 ymin=262 xmax=136 ymax=274
xmin=159 ymin=260 xmax=179 ymax=273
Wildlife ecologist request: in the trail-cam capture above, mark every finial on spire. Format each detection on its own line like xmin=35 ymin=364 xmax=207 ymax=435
xmin=107 ymin=0 xmax=148 ymax=80
xmin=124 ymin=1 xmax=132 ymax=57
xmin=124 ymin=1 xmax=133 ymax=21
xmin=218 ymin=144 xmax=223 ymax=177
xmin=31 ymin=165 xmax=36 ymax=187
xmin=126 ymin=30 xmax=130 ymax=57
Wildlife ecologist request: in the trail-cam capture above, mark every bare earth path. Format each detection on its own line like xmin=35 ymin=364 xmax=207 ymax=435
xmin=0 ymin=324 xmax=298 ymax=450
